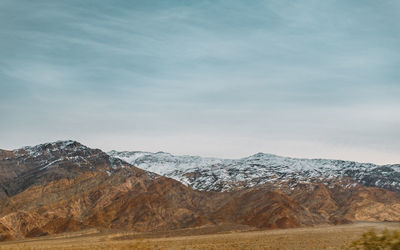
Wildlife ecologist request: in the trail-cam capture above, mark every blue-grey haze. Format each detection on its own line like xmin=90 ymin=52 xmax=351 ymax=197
xmin=1 ymin=0 xmax=399 ymax=164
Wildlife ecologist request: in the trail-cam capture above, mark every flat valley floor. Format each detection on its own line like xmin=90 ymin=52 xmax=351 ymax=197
xmin=0 ymin=222 xmax=399 ymax=250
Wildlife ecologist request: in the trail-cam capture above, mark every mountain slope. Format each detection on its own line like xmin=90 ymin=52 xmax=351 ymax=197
xmin=0 ymin=141 xmax=323 ymax=240
xmin=108 ymin=151 xmax=400 ymax=192
xmin=0 ymin=141 xmax=216 ymax=239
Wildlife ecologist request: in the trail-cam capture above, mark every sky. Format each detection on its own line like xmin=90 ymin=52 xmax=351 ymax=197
xmin=1 ymin=0 xmax=399 ymax=164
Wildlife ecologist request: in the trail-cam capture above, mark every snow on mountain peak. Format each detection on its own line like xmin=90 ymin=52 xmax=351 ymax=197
xmin=109 ymin=150 xmax=400 ymax=192
xmin=14 ymin=140 xmax=87 ymax=157
xmin=8 ymin=141 xmax=132 ymax=175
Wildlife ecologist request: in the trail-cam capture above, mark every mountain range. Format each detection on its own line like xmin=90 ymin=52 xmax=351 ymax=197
xmin=0 ymin=140 xmax=399 ymax=241
xmin=108 ymin=150 xmax=400 ymax=192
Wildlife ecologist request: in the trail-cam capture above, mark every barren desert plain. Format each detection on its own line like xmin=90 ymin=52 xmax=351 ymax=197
xmin=0 ymin=222 xmax=399 ymax=250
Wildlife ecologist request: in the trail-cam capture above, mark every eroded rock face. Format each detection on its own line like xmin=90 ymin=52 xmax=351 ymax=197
xmin=0 ymin=141 xmax=400 ymax=241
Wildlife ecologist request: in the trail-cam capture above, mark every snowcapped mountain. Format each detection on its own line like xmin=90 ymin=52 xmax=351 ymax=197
xmin=10 ymin=140 xmax=130 ymax=172
xmin=0 ymin=140 xmax=136 ymax=195
xmin=108 ymin=150 xmax=400 ymax=192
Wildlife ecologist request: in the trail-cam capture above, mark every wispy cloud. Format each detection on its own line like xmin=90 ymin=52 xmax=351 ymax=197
xmin=0 ymin=0 xmax=399 ymax=164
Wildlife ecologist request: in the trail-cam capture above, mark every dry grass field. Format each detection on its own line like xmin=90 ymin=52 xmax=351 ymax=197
xmin=0 ymin=222 xmax=398 ymax=250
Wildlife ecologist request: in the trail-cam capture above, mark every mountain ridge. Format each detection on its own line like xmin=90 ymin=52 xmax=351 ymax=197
xmin=108 ymin=150 xmax=400 ymax=192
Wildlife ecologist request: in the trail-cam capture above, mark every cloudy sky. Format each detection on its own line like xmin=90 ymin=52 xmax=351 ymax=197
xmin=1 ymin=0 xmax=399 ymax=164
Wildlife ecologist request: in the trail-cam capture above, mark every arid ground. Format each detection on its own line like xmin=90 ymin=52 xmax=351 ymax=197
xmin=0 ymin=222 xmax=398 ymax=250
